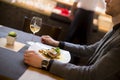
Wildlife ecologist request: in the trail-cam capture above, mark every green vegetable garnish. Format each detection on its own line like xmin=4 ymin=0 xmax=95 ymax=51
xmin=8 ymin=31 xmax=17 ymax=37
xmin=54 ymin=47 xmax=60 ymax=54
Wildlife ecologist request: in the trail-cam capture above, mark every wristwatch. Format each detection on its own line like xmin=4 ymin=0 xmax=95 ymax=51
xmin=41 ymin=59 xmax=49 ymax=70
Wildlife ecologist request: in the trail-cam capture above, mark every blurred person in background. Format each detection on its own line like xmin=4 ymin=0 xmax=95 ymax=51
xmin=24 ymin=0 xmax=120 ymax=80
xmin=67 ymin=0 xmax=105 ymax=44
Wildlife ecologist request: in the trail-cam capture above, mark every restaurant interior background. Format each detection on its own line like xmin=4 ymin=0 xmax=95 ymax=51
xmin=0 ymin=0 xmax=113 ymax=44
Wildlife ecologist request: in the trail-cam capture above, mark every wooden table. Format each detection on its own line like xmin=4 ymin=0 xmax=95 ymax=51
xmin=0 ymin=25 xmax=63 ymax=80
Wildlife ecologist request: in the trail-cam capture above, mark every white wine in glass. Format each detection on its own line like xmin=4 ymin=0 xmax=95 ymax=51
xmin=27 ymin=16 xmax=42 ymax=45
xmin=30 ymin=24 xmax=41 ymax=34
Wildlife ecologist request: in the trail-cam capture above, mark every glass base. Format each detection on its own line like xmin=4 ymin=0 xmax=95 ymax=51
xmin=26 ymin=41 xmax=35 ymax=46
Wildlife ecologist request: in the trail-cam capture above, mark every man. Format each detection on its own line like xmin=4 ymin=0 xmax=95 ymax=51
xmin=24 ymin=0 xmax=120 ymax=80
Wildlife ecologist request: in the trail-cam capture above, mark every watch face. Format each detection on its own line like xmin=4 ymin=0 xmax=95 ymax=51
xmin=41 ymin=60 xmax=49 ymax=69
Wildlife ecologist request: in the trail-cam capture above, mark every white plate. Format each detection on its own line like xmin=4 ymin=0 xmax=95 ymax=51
xmin=28 ymin=42 xmax=71 ymax=63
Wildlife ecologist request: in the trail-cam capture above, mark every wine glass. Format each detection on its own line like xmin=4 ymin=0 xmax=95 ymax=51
xmin=27 ymin=16 xmax=42 ymax=45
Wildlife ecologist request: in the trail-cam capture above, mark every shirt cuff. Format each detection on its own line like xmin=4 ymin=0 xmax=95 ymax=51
xmin=58 ymin=41 xmax=65 ymax=49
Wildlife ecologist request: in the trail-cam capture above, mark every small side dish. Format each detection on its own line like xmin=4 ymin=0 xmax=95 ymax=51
xmin=6 ymin=31 xmax=17 ymax=45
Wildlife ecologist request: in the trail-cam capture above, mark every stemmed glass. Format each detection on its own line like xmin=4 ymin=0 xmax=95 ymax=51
xmin=27 ymin=16 xmax=42 ymax=45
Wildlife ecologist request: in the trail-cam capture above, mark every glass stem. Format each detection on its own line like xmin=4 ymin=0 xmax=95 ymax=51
xmin=31 ymin=33 xmax=35 ymax=41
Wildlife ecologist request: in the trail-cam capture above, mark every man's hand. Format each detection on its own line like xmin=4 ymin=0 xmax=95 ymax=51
xmin=41 ymin=35 xmax=59 ymax=47
xmin=24 ymin=50 xmax=45 ymax=68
